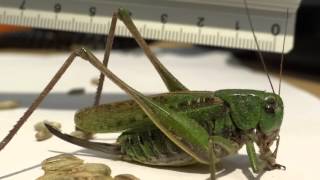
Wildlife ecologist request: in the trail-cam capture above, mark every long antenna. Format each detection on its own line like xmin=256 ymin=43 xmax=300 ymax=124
xmin=243 ymin=0 xmax=275 ymax=94
xmin=278 ymin=9 xmax=289 ymax=95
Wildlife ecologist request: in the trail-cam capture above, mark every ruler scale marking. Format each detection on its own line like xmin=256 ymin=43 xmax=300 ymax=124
xmin=0 ymin=0 xmax=302 ymax=53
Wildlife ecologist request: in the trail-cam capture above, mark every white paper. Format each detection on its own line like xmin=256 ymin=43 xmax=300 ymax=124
xmin=0 ymin=48 xmax=319 ymax=180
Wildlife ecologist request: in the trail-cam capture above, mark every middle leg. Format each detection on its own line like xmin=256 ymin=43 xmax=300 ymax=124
xmin=93 ymin=13 xmax=118 ymax=106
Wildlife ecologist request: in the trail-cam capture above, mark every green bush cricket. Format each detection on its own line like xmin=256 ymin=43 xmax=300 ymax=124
xmin=0 ymin=1 xmax=289 ymax=179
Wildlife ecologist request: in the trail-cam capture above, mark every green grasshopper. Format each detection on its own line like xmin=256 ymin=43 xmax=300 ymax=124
xmin=0 ymin=2 xmax=288 ymax=180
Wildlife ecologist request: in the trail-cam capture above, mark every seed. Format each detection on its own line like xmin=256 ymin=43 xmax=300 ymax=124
xmin=36 ymin=173 xmax=74 ymax=180
xmin=35 ymin=131 xmax=52 ymax=141
xmin=67 ymin=88 xmax=85 ymax=95
xmin=49 ymin=121 xmax=61 ymax=129
xmin=34 ymin=121 xmax=61 ymax=141
xmin=34 ymin=121 xmax=61 ymax=131
xmin=41 ymin=154 xmax=84 ymax=172
xmin=34 ymin=122 xmax=46 ymax=132
xmin=72 ymin=172 xmax=114 ymax=180
xmin=114 ymin=174 xmax=140 ymax=180
xmin=70 ymin=130 xmax=92 ymax=139
xmin=0 ymin=100 xmax=19 ymax=110
xmin=37 ymin=173 xmax=114 ymax=180
xmin=91 ymin=77 xmax=100 ymax=86
xmin=75 ymin=163 xmax=111 ymax=176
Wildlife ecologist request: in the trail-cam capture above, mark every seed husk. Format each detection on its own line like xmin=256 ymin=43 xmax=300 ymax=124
xmin=67 ymin=88 xmax=85 ymax=95
xmin=114 ymin=174 xmax=140 ymax=180
xmin=35 ymin=131 xmax=52 ymax=141
xmin=41 ymin=154 xmax=84 ymax=172
xmin=0 ymin=100 xmax=19 ymax=110
xmin=34 ymin=121 xmax=61 ymax=141
xmin=74 ymin=163 xmax=111 ymax=176
xmin=70 ymin=130 xmax=92 ymax=139
xmin=34 ymin=121 xmax=61 ymax=132
xmin=91 ymin=78 xmax=100 ymax=86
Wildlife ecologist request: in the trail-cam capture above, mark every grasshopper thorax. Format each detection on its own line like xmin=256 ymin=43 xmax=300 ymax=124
xmin=215 ymin=89 xmax=283 ymax=136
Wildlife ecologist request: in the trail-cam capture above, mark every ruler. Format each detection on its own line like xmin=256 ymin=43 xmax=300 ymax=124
xmin=0 ymin=0 xmax=301 ymax=53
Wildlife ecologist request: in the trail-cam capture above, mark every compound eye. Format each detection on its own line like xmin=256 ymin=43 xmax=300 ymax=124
xmin=265 ymin=104 xmax=275 ymax=113
xmin=264 ymin=96 xmax=276 ymax=114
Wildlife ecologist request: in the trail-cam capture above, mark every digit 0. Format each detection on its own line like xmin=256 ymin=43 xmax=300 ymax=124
xmin=271 ymin=23 xmax=281 ymax=36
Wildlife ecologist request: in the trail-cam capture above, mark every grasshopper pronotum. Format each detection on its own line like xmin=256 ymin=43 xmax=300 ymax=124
xmin=0 ymin=2 xmax=288 ymax=179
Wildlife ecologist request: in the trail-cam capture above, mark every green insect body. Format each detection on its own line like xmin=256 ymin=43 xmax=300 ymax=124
xmin=72 ymin=89 xmax=283 ymax=168
xmin=0 ymin=7 xmax=287 ymax=180
xmin=75 ymin=91 xmax=230 ymax=166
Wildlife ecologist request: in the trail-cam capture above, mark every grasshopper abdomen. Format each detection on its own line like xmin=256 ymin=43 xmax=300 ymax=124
xmin=74 ymin=91 xmax=222 ymax=133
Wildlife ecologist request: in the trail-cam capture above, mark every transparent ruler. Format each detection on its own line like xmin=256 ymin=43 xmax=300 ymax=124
xmin=0 ymin=0 xmax=301 ymax=53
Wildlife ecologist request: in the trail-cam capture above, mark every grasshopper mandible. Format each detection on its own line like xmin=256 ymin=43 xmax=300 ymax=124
xmin=0 ymin=2 xmax=288 ymax=180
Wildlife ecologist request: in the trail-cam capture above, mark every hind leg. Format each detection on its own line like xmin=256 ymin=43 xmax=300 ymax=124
xmin=93 ymin=9 xmax=188 ymax=103
xmin=76 ymin=9 xmax=189 ymax=139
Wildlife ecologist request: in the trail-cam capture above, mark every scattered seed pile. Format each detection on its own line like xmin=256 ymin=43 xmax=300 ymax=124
xmin=37 ymin=154 xmax=140 ymax=180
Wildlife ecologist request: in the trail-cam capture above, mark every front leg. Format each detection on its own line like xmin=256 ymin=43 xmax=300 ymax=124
xmin=246 ymin=140 xmax=262 ymax=173
xmin=257 ymin=132 xmax=286 ymax=171
xmin=259 ymin=147 xmax=286 ymax=171
xmin=246 ymin=138 xmax=285 ymax=174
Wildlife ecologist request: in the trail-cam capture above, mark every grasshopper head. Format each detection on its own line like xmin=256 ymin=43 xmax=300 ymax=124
xmin=258 ymin=93 xmax=283 ymax=135
xmin=215 ymin=89 xmax=284 ymax=135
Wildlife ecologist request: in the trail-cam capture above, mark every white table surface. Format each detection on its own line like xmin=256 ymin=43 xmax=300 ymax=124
xmin=0 ymin=48 xmax=319 ymax=180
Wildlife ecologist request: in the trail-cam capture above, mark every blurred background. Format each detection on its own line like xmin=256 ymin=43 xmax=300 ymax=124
xmin=0 ymin=0 xmax=319 ymax=98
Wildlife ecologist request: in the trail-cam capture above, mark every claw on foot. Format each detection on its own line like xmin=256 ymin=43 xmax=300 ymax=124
xmin=272 ymin=164 xmax=286 ymax=171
